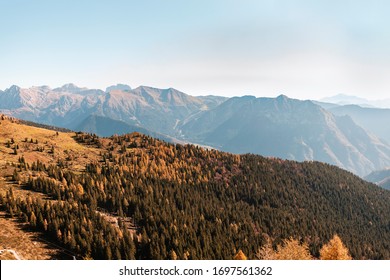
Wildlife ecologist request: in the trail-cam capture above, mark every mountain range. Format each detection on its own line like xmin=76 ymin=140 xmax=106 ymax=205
xmin=180 ymin=95 xmax=390 ymax=176
xmin=1 ymin=84 xmax=390 ymax=177
xmin=320 ymin=94 xmax=390 ymax=108
xmin=0 ymin=84 xmax=227 ymax=137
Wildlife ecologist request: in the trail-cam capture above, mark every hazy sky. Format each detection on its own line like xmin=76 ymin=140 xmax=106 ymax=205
xmin=1 ymin=0 xmax=390 ymax=99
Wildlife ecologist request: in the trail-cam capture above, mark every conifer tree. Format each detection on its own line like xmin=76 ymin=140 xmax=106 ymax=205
xmin=320 ymin=235 xmax=352 ymax=260
xmin=257 ymin=238 xmax=312 ymax=260
xmin=256 ymin=236 xmax=275 ymax=260
xmin=12 ymin=169 xmax=20 ymax=182
xmin=169 ymin=249 xmax=178 ymax=260
xmin=234 ymin=250 xmax=247 ymax=260
xmin=30 ymin=212 xmax=37 ymax=227
xmin=273 ymin=238 xmax=312 ymax=260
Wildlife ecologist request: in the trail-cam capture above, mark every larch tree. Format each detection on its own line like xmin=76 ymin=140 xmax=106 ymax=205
xmin=256 ymin=236 xmax=275 ymax=260
xmin=273 ymin=238 xmax=312 ymax=260
xmin=169 ymin=249 xmax=178 ymax=260
xmin=234 ymin=250 xmax=247 ymax=260
xmin=257 ymin=238 xmax=312 ymax=260
xmin=319 ymin=234 xmax=352 ymax=260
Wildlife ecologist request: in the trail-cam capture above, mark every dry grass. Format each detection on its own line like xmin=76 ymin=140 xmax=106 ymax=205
xmin=0 ymin=167 xmax=63 ymax=260
xmin=0 ymin=251 xmax=18 ymax=260
xmin=0 ymin=118 xmax=100 ymax=171
xmin=0 ymin=211 xmax=61 ymax=260
xmin=0 ymin=167 xmax=48 ymax=201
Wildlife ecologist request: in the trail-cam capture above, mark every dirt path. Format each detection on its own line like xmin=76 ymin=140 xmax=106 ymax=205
xmin=0 ymin=249 xmax=22 ymax=260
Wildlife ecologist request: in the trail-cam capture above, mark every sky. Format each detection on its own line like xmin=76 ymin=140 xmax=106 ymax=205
xmin=1 ymin=0 xmax=390 ymax=99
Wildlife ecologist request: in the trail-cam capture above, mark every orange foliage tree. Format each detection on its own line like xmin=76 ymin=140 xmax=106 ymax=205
xmin=234 ymin=250 xmax=247 ymax=260
xmin=257 ymin=237 xmax=312 ymax=260
xmin=319 ymin=234 xmax=352 ymax=260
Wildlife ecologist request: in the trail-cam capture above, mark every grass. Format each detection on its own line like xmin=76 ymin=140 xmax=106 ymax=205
xmin=0 ymin=251 xmax=17 ymax=260
xmin=0 ymin=117 xmax=100 ymax=171
xmin=0 ymin=211 xmax=62 ymax=260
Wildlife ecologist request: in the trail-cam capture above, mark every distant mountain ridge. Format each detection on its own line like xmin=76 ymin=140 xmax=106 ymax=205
xmin=2 ymin=84 xmax=390 ymax=176
xmin=105 ymin=84 xmax=132 ymax=93
xmin=326 ymin=105 xmax=390 ymax=144
xmin=320 ymin=94 xmax=390 ymax=108
xmin=76 ymin=115 xmax=185 ymax=144
xmin=180 ymin=95 xmax=390 ymax=176
xmin=0 ymin=84 xmax=226 ymax=138
xmin=365 ymin=169 xmax=390 ymax=190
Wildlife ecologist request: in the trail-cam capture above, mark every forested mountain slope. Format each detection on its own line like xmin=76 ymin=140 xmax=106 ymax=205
xmin=0 ymin=115 xmax=389 ymax=259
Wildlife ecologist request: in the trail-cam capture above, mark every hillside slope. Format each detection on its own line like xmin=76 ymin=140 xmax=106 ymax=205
xmin=0 ymin=115 xmax=389 ymax=259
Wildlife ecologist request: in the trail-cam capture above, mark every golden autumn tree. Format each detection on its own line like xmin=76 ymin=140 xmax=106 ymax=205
xmin=234 ymin=250 xmax=248 ymax=260
xmin=257 ymin=238 xmax=312 ymax=260
xmin=319 ymin=234 xmax=352 ymax=260
xmin=169 ymin=249 xmax=178 ymax=260
xmin=29 ymin=211 xmax=37 ymax=227
xmin=256 ymin=236 xmax=275 ymax=260
xmin=273 ymin=238 xmax=312 ymax=260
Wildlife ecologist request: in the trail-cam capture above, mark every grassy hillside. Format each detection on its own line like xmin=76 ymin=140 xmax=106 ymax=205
xmin=0 ymin=115 xmax=101 ymax=170
xmin=0 ymin=114 xmax=389 ymax=260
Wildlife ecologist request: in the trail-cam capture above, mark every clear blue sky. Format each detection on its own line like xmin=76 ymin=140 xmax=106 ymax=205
xmin=1 ymin=0 xmax=390 ymax=99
